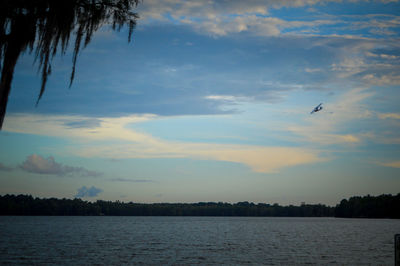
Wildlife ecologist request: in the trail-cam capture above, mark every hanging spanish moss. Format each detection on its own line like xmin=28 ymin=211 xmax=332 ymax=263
xmin=0 ymin=0 xmax=139 ymax=129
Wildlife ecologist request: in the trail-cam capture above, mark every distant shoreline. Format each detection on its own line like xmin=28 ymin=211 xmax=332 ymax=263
xmin=1 ymin=193 xmax=399 ymax=218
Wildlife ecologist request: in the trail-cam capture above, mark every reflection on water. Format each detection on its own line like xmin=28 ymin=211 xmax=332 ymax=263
xmin=0 ymin=216 xmax=399 ymax=265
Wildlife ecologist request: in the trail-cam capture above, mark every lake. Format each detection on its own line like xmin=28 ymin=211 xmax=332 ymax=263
xmin=0 ymin=216 xmax=399 ymax=265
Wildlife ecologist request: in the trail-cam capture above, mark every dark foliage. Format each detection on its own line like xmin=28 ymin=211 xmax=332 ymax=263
xmin=335 ymin=193 xmax=400 ymax=218
xmin=2 ymin=193 xmax=398 ymax=218
xmin=0 ymin=194 xmax=335 ymax=217
xmin=0 ymin=0 xmax=139 ymax=128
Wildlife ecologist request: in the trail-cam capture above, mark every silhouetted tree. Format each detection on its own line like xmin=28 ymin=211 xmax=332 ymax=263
xmin=335 ymin=193 xmax=400 ymax=218
xmin=0 ymin=0 xmax=139 ymax=128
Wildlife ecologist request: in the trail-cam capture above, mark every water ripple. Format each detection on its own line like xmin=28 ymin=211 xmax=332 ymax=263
xmin=0 ymin=216 xmax=399 ymax=265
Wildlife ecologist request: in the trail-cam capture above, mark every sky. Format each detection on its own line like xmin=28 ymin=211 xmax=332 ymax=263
xmin=1 ymin=0 xmax=400 ymax=205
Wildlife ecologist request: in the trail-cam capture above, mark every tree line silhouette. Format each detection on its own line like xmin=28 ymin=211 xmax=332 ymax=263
xmin=1 ymin=193 xmax=399 ymax=218
xmin=335 ymin=193 xmax=400 ymax=218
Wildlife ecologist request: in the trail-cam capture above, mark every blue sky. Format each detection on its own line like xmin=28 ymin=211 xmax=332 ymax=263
xmin=1 ymin=0 xmax=400 ymax=205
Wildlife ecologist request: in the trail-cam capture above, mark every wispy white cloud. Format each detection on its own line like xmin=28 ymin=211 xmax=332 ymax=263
xmin=137 ymin=0 xmax=400 ymax=38
xmin=331 ymin=57 xmax=369 ymax=78
xmin=4 ymin=113 xmax=323 ymax=173
xmin=341 ymin=14 xmax=400 ymax=36
xmin=286 ymin=85 xmax=400 ymax=148
xmin=366 ymin=113 xmax=400 ymax=144
xmin=288 ymin=88 xmax=374 ymax=145
xmin=205 ymin=95 xmax=248 ymax=102
xmin=76 ymin=142 xmax=323 ymax=173
xmin=377 ymin=160 xmax=400 ymax=168
xmin=305 ymin=67 xmax=322 ymax=73
xmin=366 ymin=51 xmax=400 ymax=60
xmin=378 ymin=112 xmax=400 ymax=119
xmin=328 ymin=38 xmax=400 ymax=86
xmin=362 ymin=73 xmax=400 ymax=86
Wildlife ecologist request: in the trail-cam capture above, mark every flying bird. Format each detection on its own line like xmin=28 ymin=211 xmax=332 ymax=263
xmin=310 ymin=103 xmax=323 ymax=114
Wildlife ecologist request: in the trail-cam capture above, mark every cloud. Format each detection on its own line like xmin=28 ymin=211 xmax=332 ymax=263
xmin=205 ymin=95 xmax=248 ymax=102
xmin=0 ymin=162 xmax=13 ymax=171
xmin=63 ymin=118 xmax=102 ymax=129
xmin=366 ymin=51 xmax=400 ymax=60
xmin=73 ymin=137 xmax=323 ymax=173
xmin=305 ymin=68 xmax=322 ymax=73
xmin=328 ymin=38 xmax=400 ymax=87
xmin=362 ymin=73 xmax=400 ymax=86
xmin=378 ymin=160 xmax=400 ymax=168
xmin=110 ymin=178 xmax=155 ymax=183
xmin=137 ymin=0 xmax=400 ymax=38
xmin=331 ymin=57 xmax=369 ymax=78
xmin=4 ymin=114 xmax=323 ymax=173
xmin=185 ymin=145 xmax=323 ymax=173
xmin=287 ymin=88 xmax=374 ymax=145
xmin=9 ymin=23 xmax=398 ymax=119
xmin=75 ymin=186 xmax=103 ymax=198
xmin=378 ymin=113 xmax=400 ymax=119
xmin=143 ymin=7 xmax=335 ymax=37
xmin=20 ymin=154 xmax=102 ymax=177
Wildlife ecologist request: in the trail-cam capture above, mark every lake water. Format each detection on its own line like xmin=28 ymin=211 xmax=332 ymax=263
xmin=0 ymin=216 xmax=399 ymax=265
